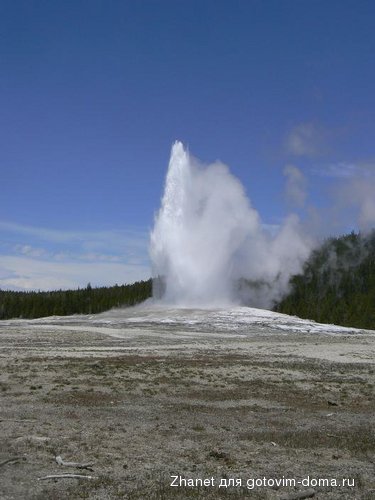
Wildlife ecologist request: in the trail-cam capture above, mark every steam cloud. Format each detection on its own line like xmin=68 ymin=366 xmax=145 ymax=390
xmin=150 ymin=142 xmax=313 ymax=308
xmin=336 ymin=177 xmax=375 ymax=231
xmin=283 ymin=164 xmax=307 ymax=208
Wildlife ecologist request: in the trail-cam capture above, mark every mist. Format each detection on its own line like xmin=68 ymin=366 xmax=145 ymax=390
xmin=150 ymin=142 xmax=313 ymax=308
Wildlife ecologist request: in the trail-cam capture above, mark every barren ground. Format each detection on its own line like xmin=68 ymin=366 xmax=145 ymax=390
xmin=0 ymin=310 xmax=374 ymax=499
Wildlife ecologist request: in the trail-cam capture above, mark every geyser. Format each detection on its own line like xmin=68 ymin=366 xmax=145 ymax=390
xmin=150 ymin=142 xmax=312 ymax=307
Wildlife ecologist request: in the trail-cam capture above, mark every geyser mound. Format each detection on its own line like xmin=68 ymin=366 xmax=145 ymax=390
xmin=150 ymin=141 xmax=312 ymax=307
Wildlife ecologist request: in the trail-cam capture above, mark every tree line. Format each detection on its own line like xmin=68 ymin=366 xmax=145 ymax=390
xmin=274 ymin=230 xmax=375 ymax=330
xmin=0 ymin=279 xmax=152 ymax=320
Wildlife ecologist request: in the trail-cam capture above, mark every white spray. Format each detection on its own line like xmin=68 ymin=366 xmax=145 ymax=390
xmin=150 ymin=142 xmax=313 ymax=307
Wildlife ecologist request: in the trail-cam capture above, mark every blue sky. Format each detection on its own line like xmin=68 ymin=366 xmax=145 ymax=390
xmin=1 ymin=0 xmax=375 ymax=290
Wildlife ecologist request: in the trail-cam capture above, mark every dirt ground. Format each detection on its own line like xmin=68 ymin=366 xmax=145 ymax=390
xmin=0 ymin=314 xmax=374 ymax=499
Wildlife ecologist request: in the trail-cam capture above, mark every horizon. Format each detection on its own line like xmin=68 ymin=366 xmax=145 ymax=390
xmin=1 ymin=228 xmax=374 ymax=295
xmin=2 ymin=1 xmax=375 ymax=291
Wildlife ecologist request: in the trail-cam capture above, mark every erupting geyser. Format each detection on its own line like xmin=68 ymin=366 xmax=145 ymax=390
xmin=150 ymin=142 xmax=312 ymax=307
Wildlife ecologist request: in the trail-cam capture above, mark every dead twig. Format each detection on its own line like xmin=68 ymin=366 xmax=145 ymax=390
xmin=38 ymin=474 xmax=97 ymax=481
xmin=0 ymin=456 xmax=25 ymax=467
xmin=279 ymin=489 xmax=315 ymax=500
xmin=55 ymin=455 xmax=94 ymax=470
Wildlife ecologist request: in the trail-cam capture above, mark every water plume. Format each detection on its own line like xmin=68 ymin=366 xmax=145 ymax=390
xmin=150 ymin=142 xmax=313 ymax=308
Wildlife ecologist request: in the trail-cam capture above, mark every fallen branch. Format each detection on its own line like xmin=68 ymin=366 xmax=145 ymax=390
xmin=55 ymin=455 xmax=94 ymax=470
xmin=279 ymin=489 xmax=315 ymax=500
xmin=38 ymin=474 xmax=97 ymax=481
xmin=0 ymin=456 xmax=25 ymax=467
xmin=0 ymin=419 xmax=36 ymax=423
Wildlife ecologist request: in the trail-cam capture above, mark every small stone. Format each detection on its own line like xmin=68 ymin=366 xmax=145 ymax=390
xmin=327 ymin=400 xmax=338 ymax=406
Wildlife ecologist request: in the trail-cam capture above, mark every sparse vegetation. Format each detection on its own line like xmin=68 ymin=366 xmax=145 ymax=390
xmin=1 ymin=324 xmax=374 ymax=499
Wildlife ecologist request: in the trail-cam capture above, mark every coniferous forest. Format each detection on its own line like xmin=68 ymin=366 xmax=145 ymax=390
xmin=0 ymin=279 xmax=152 ymax=320
xmin=275 ymin=230 xmax=375 ymax=330
xmin=0 ymin=231 xmax=374 ymax=329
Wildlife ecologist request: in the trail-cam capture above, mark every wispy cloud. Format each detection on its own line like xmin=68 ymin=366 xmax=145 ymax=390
xmin=313 ymin=161 xmax=375 ymax=179
xmin=334 ymin=177 xmax=375 ymax=231
xmin=0 ymin=220 xmax=148 ymax=251
xmin=13 ymin=244 xmax=48 ymax=258
xmin=0 ymin=255 xmax=150 ymax=291
xmin=308 ymin=159 xmax=375 ymax=232
xmin=285 ymin=122 xmax=326 ymax=158
xmin=0 ymin=221 xmax=151 ymax=290
xmin=283 ymin=164 xmax=307 ymax=207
